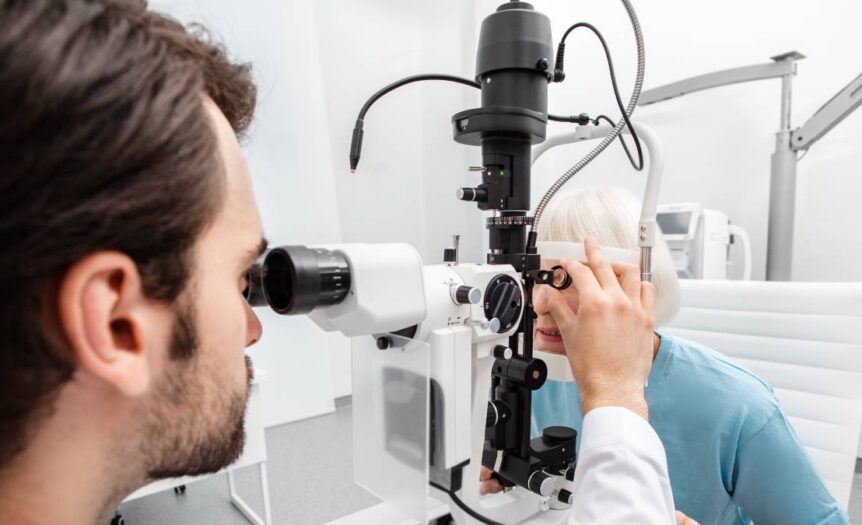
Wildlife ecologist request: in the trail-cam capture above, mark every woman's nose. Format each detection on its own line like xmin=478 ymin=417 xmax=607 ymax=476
xmin=533 ymin=284 xmax=551 ymax=316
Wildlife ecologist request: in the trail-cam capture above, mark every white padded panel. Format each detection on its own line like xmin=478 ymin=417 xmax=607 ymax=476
xmin=666 ymin=280 xmax=862 ymax=511
xmin=672 ymin=280 xmax=862 ymax=316
xmin=673 ymin=309 xmax=862 ymax=345
xmin=775 ymin=389 xmax=862 ymax=430
xmin=787 ymin=417 xmax=860 ymax=466
xmin=665 ymin=327 xmax=862 ymax=376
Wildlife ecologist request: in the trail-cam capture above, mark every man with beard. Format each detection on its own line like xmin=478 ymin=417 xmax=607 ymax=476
xmin=0 ymin=1 xmax=265 ymax=523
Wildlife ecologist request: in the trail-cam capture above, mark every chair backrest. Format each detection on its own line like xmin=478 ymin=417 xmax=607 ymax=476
xmin=664 ymin=279 xmax=862 ymax=510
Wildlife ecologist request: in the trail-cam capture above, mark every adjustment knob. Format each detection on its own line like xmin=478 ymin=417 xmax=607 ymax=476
xmin=543 ymin=426 xmax=577 ymax=444
xmin=558 ymin=489 xmax=573 ymax=505
xmin=443 ymin=248 xmax=457 ymax=263
xmin=456 ymin=187 xmax=487 ymax=202
xmin=483 ymin=275 xmax=523 ymax=333
xmin=452 ymin=285 xmax=481 ymax=305
xmin=493 ymin=345 xmax=513 ymax=359
xmin=486 ymin=400 xmax=510 ymax=427
xmin=527 ymin=470 xmax=554 ymax=498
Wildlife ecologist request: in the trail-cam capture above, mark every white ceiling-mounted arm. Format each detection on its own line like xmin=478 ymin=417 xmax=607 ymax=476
xmin=531 ymin=121 xmax=664 ymax=281
xmin=791 ymin=73 xmax=862 ymax=151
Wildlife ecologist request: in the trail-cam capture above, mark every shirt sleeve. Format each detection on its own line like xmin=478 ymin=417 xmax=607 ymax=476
xmin=569 ymin=407 xmax=676 ymax=525
xmin=732 ymin=408 xmax=848 ymax=525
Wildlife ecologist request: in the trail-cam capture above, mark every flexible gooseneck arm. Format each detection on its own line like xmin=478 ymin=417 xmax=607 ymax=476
xmin=531 ymin=121 xmax=664 ymax=281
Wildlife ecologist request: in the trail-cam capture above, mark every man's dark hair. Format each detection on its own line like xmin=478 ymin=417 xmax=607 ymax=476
xmin=0 ymin=0 xmax=256 ymax=468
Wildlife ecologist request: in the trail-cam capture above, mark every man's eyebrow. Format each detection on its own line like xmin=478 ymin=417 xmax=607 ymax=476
xmin=245 ymin=237 xmax=269 ymax=266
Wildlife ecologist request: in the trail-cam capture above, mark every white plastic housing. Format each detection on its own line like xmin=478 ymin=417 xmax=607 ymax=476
xmin=306 ymin=243 xmax=426 ymax=336
xmin=418 ymin=263 xmax=522 ymax=470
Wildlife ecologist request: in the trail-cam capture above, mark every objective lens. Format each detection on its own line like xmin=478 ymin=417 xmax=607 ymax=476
xmin=550 ymin=265 xmax=571 ymax=289
xmin=262 ymin=246 xmax=351 ymax=315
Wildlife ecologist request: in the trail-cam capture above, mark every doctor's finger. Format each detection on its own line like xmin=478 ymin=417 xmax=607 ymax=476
xmin=584 ymin=236 xmax=619 ymax=291
xmin=617 ymin=262 xmax=641 ymax=307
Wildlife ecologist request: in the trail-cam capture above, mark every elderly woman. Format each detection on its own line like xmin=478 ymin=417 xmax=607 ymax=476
xmin=527 ymin=188 xmax=846 ymax=525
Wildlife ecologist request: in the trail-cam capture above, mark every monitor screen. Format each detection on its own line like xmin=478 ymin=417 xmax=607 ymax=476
xmin=657 ymin=211 xmax=693 ymax=235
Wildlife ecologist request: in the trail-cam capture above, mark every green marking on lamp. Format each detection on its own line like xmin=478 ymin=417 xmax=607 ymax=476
xmin=499 ymin=170 xmax=505 ymax=177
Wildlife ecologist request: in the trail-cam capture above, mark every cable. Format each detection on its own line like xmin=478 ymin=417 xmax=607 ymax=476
xmin=556 ymin=22 xmax=644 ymax=171
xmin=357 ymin=74 xmax=479 ymax=121
xmin=532 ymin=0 xmax=646 ymax=239
xmin=594 ymin=114 xmax=643 ymax=170
xmin=429 ymin=481 xmax=504 ymax=525
xmin=348 ymin=71 xmax=586 ymax=170
xmin=349 ymin=74 xmax=480 ymax=171
xmin=548 ymin=113 xmax=592 ymax=124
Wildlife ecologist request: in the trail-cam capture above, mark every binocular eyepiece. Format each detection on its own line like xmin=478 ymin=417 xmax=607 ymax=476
xmin=244 ymin=246 xmax=352 ymax=315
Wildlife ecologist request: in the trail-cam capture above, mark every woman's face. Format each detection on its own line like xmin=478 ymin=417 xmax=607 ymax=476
xmin=532 ymin=258 xmax=579 ymax=355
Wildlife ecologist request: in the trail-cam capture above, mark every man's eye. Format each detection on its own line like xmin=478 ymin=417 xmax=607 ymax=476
xmin=242 ymin=263 xmax=265 ymax=306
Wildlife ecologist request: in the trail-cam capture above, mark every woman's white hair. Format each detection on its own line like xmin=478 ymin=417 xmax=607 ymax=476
xmin=536 ymin=188 xmax=681 ymax=326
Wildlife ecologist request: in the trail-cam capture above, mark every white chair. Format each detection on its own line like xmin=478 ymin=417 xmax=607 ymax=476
xmin=664 ymin=280 xmax=862 ymax=511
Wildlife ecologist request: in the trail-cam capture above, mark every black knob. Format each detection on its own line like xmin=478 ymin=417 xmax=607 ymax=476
xmin=543 ymin=426 xmax=577 ymax=444
xmin=483 ymin=275 xmax=523 ymax=333
xmin=486 ymin=400 xmax=511 ymax=427
xmin=376 ymin=337 xmax=391 ymax=350
xmin=558 ymin=489 xmax=573 ymax=505
xmin=493 ymin=345 xmax=513 ymax=359
xmin=443 ymin=248 xmax=457 ymax=263
xmin=498 ymin=356 xmax=547 ymax=390
xmin=454 ymin=285 xmax=481 ymax=305
xmin=527 ymin=470 xmax=554 ymax=497
xmin=565 ymin=466 xmax=575 ymax=482
xmin=456 ymin=187 xmax=487 ymax=202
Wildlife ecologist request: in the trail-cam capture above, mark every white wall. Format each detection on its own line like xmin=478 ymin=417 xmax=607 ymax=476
xmin=474 ymin=0 xmax=862 ymax=282
xmin=153 ymin=0 xmax=484 ymax=426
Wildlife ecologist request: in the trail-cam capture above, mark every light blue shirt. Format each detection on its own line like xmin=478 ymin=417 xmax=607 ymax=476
xmin=531 ymin=333 xmax=848 ymax=525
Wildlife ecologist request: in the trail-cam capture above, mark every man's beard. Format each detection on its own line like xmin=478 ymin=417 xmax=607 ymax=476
xmin=141 ymin=301 xmax=254 ymax=480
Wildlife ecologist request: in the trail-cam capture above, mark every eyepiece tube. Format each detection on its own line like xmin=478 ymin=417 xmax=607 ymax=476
xmin=262 ymin=246 xmax=351 ymax=315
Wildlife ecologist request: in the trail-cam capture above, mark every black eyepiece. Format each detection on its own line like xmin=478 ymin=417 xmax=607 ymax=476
xmin=261 ymin=246 xmax=351 ymax=315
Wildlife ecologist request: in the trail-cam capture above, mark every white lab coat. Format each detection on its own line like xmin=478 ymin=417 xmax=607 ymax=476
xmin=569 ymin=407 xmax=676 ymax=525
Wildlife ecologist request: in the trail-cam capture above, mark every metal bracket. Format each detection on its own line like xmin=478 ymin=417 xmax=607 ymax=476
xmin=791 ymin=73 xmax=862 ymax=151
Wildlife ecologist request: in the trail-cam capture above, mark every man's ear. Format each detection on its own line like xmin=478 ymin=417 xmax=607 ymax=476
xmin=57 ymin=252 xmax=164 ymax=397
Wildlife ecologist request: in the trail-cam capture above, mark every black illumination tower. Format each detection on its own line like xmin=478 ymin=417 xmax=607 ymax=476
xmin=455 ymin=2 xmax=569 ymax=492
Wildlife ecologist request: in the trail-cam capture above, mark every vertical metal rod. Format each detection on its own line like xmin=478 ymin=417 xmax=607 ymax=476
xmin=640 ymin=247 xmax=653 ymax=282
xmin=780 ymin=73 xmax=793 ymax=130
xmin=766 ymin=72 xmax=798 ymax=281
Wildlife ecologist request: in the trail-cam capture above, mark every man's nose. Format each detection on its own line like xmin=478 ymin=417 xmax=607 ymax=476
xmin=245 ymin=303 xmax=263 ymax=347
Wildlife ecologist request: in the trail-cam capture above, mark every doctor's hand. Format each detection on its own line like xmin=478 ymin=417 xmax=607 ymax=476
xmin=676 ymin=511 xmax=700 ymax=525
xmin=546 ymin=237 xmax=656 ymax=420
